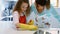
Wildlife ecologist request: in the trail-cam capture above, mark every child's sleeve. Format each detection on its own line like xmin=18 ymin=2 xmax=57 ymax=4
xmin=13 ymin=11 xmax=19 ymax=25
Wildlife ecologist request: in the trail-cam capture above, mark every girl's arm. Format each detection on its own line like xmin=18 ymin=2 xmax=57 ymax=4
xmin=13 ymin=11 xmax=19 ymax=25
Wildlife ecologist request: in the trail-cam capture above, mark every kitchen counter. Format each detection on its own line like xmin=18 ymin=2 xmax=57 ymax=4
xmin=0 ymin=21 xmax=60 ymax=34
xmin=0 ymin=21 xmax=35 ymax=34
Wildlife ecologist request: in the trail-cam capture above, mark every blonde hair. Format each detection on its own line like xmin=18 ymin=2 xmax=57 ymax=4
xmin=13 ymin=0 xmax=30 ymax=16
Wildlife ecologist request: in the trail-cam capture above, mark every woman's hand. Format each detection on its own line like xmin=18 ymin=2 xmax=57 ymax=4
xmin=28 ymin=20 xmax=34 ymax=25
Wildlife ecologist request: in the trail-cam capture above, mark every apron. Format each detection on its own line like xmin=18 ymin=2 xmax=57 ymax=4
xmin=19 ymin=15 xmax=26 ymax=24
xmin=16 ymin=15 xmax=26 ymax=28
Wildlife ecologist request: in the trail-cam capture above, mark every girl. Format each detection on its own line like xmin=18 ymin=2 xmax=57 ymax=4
xmin=13 ymin=0 xmax=30 ymax=28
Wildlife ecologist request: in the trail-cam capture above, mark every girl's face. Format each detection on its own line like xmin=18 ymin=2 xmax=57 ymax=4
xmin=21 ymin=2 xmax=28 ymax=12
xmin=37 ymin=4 xmax=45 ymax=13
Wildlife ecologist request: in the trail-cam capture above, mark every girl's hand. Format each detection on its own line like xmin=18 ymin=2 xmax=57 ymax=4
xmin=15 ymin=23 xmax=20 ymax=28
xmin=15 ymin=23 xmax=38 ymax=30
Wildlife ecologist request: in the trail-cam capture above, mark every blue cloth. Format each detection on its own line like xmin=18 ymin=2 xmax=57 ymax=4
xmin=31 ymin=3 xmax=60 ymax=22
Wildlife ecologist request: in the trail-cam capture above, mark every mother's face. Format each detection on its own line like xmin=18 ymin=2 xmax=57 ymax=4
xmin=37 ymin=4 xmax=45 ymax=13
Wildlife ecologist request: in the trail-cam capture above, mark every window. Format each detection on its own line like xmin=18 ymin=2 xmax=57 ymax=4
xmin=50 ymin=0 xmax=60 ymax=8
xmin=0 ymin=1 xmax=16 ymax=21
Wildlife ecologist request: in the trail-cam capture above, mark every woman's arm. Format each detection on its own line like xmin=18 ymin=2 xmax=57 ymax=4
xmin=49 ymin=5 xmax=60 ymax=22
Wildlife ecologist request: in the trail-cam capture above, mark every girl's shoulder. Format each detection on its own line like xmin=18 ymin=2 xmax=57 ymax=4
xmin=13 ymin=11 xmax=18 ymax=13
xmin=13 ymin=11 xmax=19 ymax=14
xmin=13 ymin=11 xmax=19 ymax=16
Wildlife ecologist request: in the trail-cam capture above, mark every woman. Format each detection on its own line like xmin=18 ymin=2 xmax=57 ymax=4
xmin=29 ymin=0 xmax=60 ymax=27
xmin=29 ymin=0 xmax=60 ymax=34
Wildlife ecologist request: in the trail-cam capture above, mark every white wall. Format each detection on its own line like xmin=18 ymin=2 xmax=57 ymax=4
xmin=50 ymin=0 xmax=57 ymax=7
xmin=50 ymin=0 xmax=60 ymax=8
xmin=59 ymin=0 xmax=60 ymax=8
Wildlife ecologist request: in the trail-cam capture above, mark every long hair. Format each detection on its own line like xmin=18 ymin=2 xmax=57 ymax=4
xmin=13 ymin=0 xmax=30 ymax=16
xmin=46 ymin=0 xmax=50 ymax=9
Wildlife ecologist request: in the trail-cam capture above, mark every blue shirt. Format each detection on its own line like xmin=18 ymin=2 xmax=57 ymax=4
xmin=29 ymin=3 xmax=60 ymax=28
xmin=31 ymin=3 xmax=60 ymax=22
